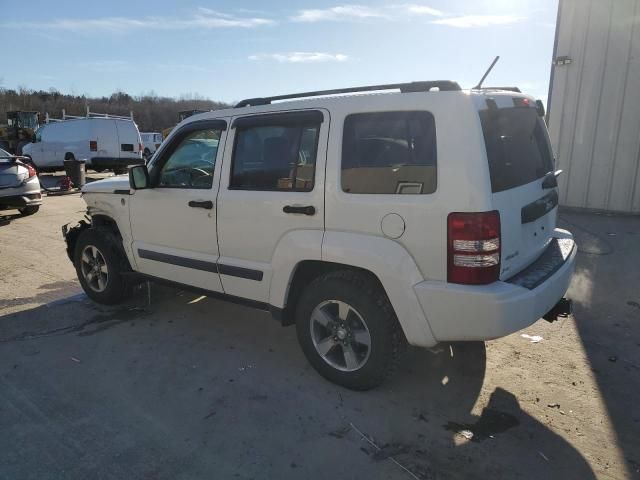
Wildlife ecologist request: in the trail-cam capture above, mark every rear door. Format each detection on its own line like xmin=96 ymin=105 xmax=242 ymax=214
xmin=478 ymin=98 xmax=557 ymax=279
xmin=215 ymin=109 xmax=327 ymax=302
xmin=115 ymin=120 xmax=141 ymax=160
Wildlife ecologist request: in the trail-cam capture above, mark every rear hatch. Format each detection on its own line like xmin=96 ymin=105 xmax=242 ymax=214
xmin=0 ymin=158 xmax=24 ymax=189
xmin=478 ymin=97 xmax=558 ymax=280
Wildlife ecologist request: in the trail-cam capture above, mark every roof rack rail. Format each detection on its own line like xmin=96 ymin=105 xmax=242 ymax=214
xmin=479 ymin=86 xmax=522 ymax=93
xmin=234 ymin=80 xmax=461 ymax=108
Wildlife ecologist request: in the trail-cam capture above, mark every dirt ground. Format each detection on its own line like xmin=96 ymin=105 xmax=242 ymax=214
xmin=0 ymin=174 xmax=639 ymax=479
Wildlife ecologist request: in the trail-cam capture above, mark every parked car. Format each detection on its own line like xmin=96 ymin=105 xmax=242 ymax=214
xmin=140 ymin=132 xmax=163 ymax=160
xmin=0 ymin=148 xmax=42 ymax=216
xmin=22 ymin=117 xmax=143 ymax=174
xmin=63 ymin=80 xmax=576 ymax=390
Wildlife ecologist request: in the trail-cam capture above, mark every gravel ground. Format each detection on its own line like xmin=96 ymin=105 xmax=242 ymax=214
xmin=0 ymin=177 xmax=638 ymax=479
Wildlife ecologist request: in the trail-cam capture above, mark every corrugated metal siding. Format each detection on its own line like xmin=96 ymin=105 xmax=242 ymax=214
xmin=548 ymin=0 xmax=640 ymax=214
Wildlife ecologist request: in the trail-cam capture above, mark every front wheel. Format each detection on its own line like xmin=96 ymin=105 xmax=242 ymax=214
xmin=74 ymin=227 xmax=131 ymax=304
xmin=296 ymin=270 xmax=405 ymax=390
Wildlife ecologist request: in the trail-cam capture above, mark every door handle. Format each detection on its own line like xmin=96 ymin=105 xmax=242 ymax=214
xmin=283 ymin=205 xmax=315 ymax=215
xmin=188 ymin=200 xmax=213 ymax=209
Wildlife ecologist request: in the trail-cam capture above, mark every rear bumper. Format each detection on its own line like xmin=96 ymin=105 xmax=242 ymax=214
xmin=414 ymin=232 xmax=577 ymax=342
xmin=0 ymin=179 xmax=43 ymax=208
xmin=0 ymin=192 xmax=42 ymax=208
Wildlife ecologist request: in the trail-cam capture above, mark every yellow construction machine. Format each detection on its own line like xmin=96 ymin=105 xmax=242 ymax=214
xmin=0 ymin=110 xmax=40 ymax=154
xmin=162 ymin=109 xmax=208 ymax=139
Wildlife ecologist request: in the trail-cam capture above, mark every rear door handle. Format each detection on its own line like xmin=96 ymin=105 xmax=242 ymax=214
xmin=188 ymin=200 xmax=213 ymax=209
xmin=283 ymin=205 xmax=315 ymax=216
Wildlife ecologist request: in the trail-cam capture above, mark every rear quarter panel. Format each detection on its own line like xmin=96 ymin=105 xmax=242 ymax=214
xmin=323 ymin=92 xmax=493 ymax=282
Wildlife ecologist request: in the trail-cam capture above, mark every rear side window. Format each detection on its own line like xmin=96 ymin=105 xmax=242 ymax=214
xmin=230 ymin=117 xmax=321 ymax=191
xmin=480 ymin=106 xmax=554 ymax=193
xmin=341 ymin=111 xmax=437 ymax=194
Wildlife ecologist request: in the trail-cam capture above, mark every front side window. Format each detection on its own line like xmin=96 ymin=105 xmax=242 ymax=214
xmin=230 ymin=122 xmax=320 ymax=191
xmin=157 ymin=128 xmax=220 ymax=189
xmin=341 ymin=111 xmax=437 ymax=194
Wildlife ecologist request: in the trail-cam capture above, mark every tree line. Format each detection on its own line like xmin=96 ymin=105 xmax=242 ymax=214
xmin=0 ymin=87 xmax=228 ymax=132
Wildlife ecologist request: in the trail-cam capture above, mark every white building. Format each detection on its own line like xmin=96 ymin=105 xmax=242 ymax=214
xmin=548 ymin=0 xmax=640 ymax=214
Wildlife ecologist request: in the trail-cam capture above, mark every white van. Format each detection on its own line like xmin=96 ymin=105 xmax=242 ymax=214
xmin=140 ymin=132 xmax=163 ymax=159
xmin=23 ymin=118 xmax=143 ymax=173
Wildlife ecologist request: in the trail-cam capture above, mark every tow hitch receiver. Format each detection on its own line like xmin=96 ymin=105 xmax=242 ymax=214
xmin=543 ymin=298 xmax=573 ymax=322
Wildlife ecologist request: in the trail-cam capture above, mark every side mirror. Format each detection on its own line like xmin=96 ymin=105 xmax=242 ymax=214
xmin=129 ymin=164 xmax=150 ymax=190
xmin=535 ymin=99 xmax=546 ymax=117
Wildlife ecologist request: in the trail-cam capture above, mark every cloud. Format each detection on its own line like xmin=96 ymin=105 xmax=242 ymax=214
xmin=9 ymin=8 xmax=274 ymax=33
xmin=431 ymin=14 xmax=524 ymax=28
xmin=249 ymin=52 xmax=349 ymax=63
xmin=291 ymin=4 xmax=443 ymax=22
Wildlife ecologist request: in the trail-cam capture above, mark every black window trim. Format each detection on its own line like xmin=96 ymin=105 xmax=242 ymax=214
xmin=229 ymin=110 xmax=323 ymax=192
xmin=340 ymin=110 xmax=438 ymax=195
xmin=149 ymin=119 xmax=227 ymax=189
xmin=231 ymin=110 xmax=324 ymax=129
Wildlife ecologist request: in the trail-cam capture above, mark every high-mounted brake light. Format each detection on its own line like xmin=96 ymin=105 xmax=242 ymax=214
xmin=447 ymin=211 xmax=501 ymax=285
xmin=89 ymin=140 xmax=98 ymax=152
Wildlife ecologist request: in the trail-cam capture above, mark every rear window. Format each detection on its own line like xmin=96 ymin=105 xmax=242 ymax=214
xmin=341 ymin=111 xmax=437 ymax=194
xmin=480 ymin=106 xmax=554 ymax=193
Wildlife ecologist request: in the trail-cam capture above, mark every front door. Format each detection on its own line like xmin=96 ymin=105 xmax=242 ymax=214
xmin=129 ymin=119 xmax=228 ymax=292
xmin=216 ymin=110 xmax=328 ymax=302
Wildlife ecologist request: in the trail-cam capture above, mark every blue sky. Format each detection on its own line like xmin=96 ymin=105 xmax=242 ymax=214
xmin=0 ymin=0 xmax=558 ymax=104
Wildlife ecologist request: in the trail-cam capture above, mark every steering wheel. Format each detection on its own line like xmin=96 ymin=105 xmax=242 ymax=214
xmin=190 ymin=167 xmax=212 ymax=187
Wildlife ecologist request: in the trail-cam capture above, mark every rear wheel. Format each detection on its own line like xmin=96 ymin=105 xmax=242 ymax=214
xmin=74 ymin=227 xmax=131 ymax=304
xmin=18 ymin=205 xmax=39 ymax=216
xmin=296 ymin=270 xmax=405 ymax=390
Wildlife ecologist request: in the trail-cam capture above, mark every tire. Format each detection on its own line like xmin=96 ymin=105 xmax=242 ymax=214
xmin=73 ymin=227 xmax=131 ymax=304
xmin=295 ymin=270 xmax=406 ymax=390
xmin=18 ymin=205 xmax=39 ymax=216
xmin=112 ymin=167 xmax=127 ymax=175
xmin=143 ymin=148 xmax=151 ymax=160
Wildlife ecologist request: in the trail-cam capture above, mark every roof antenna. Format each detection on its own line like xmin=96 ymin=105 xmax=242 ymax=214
xmin=473 ymin=56 xmax=500 ymax=90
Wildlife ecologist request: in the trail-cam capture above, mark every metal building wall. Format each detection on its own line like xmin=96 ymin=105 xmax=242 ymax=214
xmin=548 ymin=0 xmax=640 ymax=214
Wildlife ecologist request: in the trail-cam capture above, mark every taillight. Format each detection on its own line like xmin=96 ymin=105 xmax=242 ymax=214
xmin=447 ymin=211 xmax=501 ymax=285
xmin=90 ymin=140 xmax=97 ymax=151
xmin=25 ymin=163 xmax=37 ymax=178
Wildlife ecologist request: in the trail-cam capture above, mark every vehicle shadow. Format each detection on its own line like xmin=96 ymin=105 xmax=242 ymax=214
xmin=0 ymin=284 xmax=597 ymax=479
xmin=559 ymin=210 xmax=640 ymax=478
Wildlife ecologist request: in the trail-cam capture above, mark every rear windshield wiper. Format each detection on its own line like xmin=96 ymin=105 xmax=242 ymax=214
xmin=542 ymin=169 xmax=563 ymax=189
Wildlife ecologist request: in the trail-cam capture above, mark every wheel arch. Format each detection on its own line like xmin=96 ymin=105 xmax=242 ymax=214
xmin=270 ymin=231 xmax=438 ymax=347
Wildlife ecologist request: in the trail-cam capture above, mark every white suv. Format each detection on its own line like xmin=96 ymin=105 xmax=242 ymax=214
xmin=63 ymin=81 xmax=576 ymax=390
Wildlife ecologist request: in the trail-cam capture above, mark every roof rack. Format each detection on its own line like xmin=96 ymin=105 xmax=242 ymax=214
xmin=45 ymin=106 xmax=134 ymax=124
xmin=478 ymin=86 xmax=522 ymax=93
xmin=234 ymin=80 xmax=461 ymax=108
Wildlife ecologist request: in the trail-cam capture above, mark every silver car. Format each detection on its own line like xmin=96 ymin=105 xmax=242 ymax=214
xmin=0 ymin=148 xmax=42 ymax=216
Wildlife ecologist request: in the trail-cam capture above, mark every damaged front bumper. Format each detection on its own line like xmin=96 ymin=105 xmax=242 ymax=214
xmin=61 ymin=220 xmax=90 ymax=261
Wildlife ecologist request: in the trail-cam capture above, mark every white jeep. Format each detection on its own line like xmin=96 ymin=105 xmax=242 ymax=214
xmin=63 ymin=81 xmax=576 ymax=390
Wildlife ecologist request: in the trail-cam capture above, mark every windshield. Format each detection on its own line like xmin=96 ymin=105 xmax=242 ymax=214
xmin=14 ymin=112 xmax=39 ymax=130
xmin=480 ymin=106 xmax=554 ymax=193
